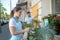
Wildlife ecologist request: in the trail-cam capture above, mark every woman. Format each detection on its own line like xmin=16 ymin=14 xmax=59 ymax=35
xmin=9 ymin=6 xmax=29 ymax=40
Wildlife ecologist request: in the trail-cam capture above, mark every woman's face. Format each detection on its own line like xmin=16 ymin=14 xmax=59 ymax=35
xmin=15 ymin=10 xmax=22 ymax=18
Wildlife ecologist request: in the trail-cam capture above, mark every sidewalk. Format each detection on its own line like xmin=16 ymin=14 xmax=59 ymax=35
xmin=54 ymin=35 xmax=60 ymax=40
xmin=0 ymin=24 xmax=10 ymax=40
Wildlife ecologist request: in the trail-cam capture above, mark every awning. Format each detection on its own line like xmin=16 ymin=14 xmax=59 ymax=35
xmin=16 ymin=2 xmax=27 ymax=7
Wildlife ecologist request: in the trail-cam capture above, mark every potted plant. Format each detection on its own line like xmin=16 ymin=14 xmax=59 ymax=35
xmin=43 ymin=14 xmax=57 ymax=29
xmin=28 ymin=19 xmax=55 ymax=40
xmin=29 ymin=27 xmax=55 ymax=40
xmin=43 ymin=14 xmax=60 ymax=35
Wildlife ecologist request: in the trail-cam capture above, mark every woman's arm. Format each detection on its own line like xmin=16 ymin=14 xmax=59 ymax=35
xmin=9 ymin=26 xmax=29 ymax=35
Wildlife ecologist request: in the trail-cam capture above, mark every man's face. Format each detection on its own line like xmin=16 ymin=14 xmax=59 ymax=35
xmin=27 ymin=13 xmax=31 ymax=17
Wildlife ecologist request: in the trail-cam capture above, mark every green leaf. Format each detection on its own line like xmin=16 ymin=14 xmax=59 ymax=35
xmin=25 ymin=24 xmax=31 ymax=28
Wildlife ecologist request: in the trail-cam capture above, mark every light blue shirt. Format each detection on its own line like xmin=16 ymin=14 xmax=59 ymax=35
xmin=9 ymin=17 xmax=23 ymax=40
xmin=25 ymin=16 xmax=34 ymax=24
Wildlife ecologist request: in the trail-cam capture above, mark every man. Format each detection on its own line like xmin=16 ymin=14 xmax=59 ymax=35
xmin=23 ymin=12 xmax=40 ymax=40
xmin=25 ymin=12 xmax=40 ymax=24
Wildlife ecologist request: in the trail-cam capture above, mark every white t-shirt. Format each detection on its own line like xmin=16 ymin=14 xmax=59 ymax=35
xmin=9 ymin=18 xmax=23 ymax=40
xmin=25 ymin=16 xmax=34 ymax=24
xmin=9 ymin=18 xmax=22 ymax=34
xmin=9 ymin=18 xmax=16 ymax=27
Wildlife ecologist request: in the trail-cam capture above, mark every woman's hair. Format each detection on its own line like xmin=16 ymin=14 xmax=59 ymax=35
xmin=9 ymin=10 xmax=14 ymax=18
xmin=9 ymin=6 xmax=22 ymax=18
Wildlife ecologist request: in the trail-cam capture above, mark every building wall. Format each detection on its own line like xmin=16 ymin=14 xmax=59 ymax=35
xmin=31 ymin=0 xmax=40 ymax=20
xmin=31 ymin=0 xmax=40 ymax=7
xmin=32 ymin=4 xmax=38 ymax=19
xmin=40 ymin=0 xmax=52 ymax=17
xmin=18 ymin=0 xmax=27 ymax=3
xmin=31 ymin=0 xmax=52 ymax=21
xmin=18 ymin=0 xmax=52 ymax=21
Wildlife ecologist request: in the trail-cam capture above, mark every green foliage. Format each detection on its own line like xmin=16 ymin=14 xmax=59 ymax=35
xmin=43 ymin=16 xmax=49 ymax=20
xmin=25 ymin=24 xmax=31 ymax=28
xmin=43 ymin=14 xmax=60 ymax=28
xmin=43 ymin=14 xmax=55 ymax=24
xmin=36 ymin=27 xmax=55 ymax=40
xmin=0 ymin=3 xmax=9 ymax=20
xmin=29 ymin=27 xmax=55 ymax=40
xmin=32 ymin=19 xmax=40 ymax=24
xmin=52 ymin=19 xmax=60 ymax=27
xmin=0 ymin=3 xmax=6 ymax=14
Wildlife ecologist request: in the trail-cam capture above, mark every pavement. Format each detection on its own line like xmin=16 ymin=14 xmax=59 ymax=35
xmin=0 ymin=24 xmax=10 ymax=40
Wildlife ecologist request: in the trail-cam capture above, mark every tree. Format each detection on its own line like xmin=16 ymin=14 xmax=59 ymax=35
xmin=0 ymin=3 xmax=6 ymax=14
xmin=0 ymin=3 xmax=7 ymax=20
xmin=5 ymin=13 xmax=9 ymax=20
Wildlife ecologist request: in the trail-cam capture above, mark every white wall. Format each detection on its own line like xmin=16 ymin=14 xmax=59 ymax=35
xmin=31 ymin=0 xmax=52 ymax=21
xmin=38 ymin=1 xmax=42 ymax=21
xmin=31 ymin=0 xmax=40 ymax=7
xmin=38 ymin=0 xmax=52 ymax=17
